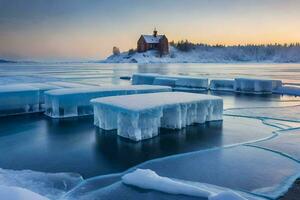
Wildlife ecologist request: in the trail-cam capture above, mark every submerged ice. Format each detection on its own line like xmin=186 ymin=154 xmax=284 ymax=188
xmin=92 ymin=92 xmax=223 ymax=141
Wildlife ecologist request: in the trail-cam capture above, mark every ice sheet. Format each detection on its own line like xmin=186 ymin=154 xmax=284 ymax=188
xmin=0 ymin=168 xmax=83 ymax=199
xmin=224 ymin=105 xmax=300 ymax=122
xmin=64 ymin=146 xmax=295 ymax=199
xmin=92 ymin=92 xmax=223 ymax=141
xmin=249 ymin=128 xmax=300 ymax=161
xmin=0 ymin=185 xmax=49 ymax=200
xmin=45 ymin=85 xmax=171 ymax=118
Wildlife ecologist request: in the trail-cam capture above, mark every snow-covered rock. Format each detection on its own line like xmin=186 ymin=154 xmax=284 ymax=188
xmin=44 ymin=85 xmax=171 ymax=118
xmin=234 ymin=78 xmax=282 ymax=94
xmin=122 ymin=169 xmax=246 ymax=200
xmin=91 ymin=92 xmax=223 ymax=141
xmin=209 ymin=79 xmax=235 ymax=92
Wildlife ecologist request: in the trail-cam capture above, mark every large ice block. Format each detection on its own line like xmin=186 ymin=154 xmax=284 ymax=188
xmin=234 ymin=78 xmax=282 ymax=93
xmin=91 ymin=92 xmax=223 ymax=141
xmin=209 ymin=79 xmax=235 ymax=92
xmin=132 ymin=73 xmax=208 ymax=89
xmin=0 ymin=85 xmax=40 ymax=116
xmin=44 ymin=85 xmax=171 ymax=118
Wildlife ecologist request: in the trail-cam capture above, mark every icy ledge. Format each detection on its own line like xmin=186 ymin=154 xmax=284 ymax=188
xmin=92 ymin=92 xmax=223 ymax=141
xmin=122 ymin=169 xmax=247 ymax=200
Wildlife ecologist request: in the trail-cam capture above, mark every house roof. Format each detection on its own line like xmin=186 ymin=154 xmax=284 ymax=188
xmin=141 ymin=35 xmax=164 ymax=44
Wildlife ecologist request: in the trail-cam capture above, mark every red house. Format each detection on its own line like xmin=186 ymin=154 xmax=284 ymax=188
xmin=137 ymin=29 xmax=169 ymax=56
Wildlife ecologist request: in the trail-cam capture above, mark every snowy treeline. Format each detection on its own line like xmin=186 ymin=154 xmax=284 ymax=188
xmin=104 ymin=41 xmax=300 ymax=63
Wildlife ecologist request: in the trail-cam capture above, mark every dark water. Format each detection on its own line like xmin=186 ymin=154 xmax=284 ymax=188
xmin=0 ymin=93 xmax=294 ymax=178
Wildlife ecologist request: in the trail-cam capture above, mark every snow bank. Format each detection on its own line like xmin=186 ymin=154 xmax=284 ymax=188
xmin=209 ymin=79 xmax=235 ymax=92
xmin=0 ymin=84 xmax=40 ymax=116
xmin=45 ymin=85 xmax=171 ymax=118
xmin=122 ymin=169 xmax=246 ymax=200
xmin=0 ymin=186 xmax=49 ymax=200
xmin=103 ymin=45 xmax=300 ymax=64
xmin=132 ymin=73 xmax=208 ymax=89
xmin=92 ymin=92 xmax=223 ymax=141
xmin=235 ymin=78 xmax=282 ymax=93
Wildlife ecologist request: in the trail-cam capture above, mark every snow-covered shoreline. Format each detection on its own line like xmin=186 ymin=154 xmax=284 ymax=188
xmin=103 ymin=46 xmax=300 ymax=64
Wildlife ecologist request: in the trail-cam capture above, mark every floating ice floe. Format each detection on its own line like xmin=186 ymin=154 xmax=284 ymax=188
xmin=273 ymin=85 xmax=300 ymax=96
xmin=0 ymin=85 xmax=40 ymax=116
xmin=122 ymin=169 xmax=247 ymax=200
xmin=91 ymin=92 xmax=223 ymax=141
xmin=234 ymin=78 xmax=282 ymax=94
xmin=209 ymin=79 xmax=235 ymax=92
xmin=45 ymin=85 xmax=171 ymax=118
xmin=132 ymin=73 xmax=209 ymax=90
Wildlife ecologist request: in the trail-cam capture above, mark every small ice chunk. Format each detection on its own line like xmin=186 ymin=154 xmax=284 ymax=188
xmin=132 ymin=73 xmax=159 ymax=85
xmin=122 ymin=169 xmax=246 ymax=200
xmin=0 ymin=186 xmax=49 ymax=200
xmin=209 ymin=79 xmax=235 ymax=91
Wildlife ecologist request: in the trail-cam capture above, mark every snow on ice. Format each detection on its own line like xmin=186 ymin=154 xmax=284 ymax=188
xmin=45 ymin=85 xmax=171 ymax=118
xmin=91 ymin=92 xmax=223 ymax=141
xmin=122 ymin=169 xmax=246 ymax=200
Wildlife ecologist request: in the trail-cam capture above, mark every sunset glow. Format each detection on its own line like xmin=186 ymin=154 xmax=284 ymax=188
xmin=1 ymin=0 xmax=300 ymax=60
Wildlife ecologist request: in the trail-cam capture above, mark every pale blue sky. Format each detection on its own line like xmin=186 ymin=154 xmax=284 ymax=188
xmin=0 ymin=0 xmax=300 ymax=60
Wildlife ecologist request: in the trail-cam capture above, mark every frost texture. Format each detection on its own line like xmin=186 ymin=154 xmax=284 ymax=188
xmin=92 ymin=92 xmax=223 ymax=141
xmin=45 ymin=85 xmax=171 ymax=118
xmin=209 ymin=79 xmax=235 ymax=91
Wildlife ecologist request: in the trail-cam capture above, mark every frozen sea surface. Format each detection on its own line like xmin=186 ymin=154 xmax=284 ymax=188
xmin=1 ymin=63 xmax=300 ymax=199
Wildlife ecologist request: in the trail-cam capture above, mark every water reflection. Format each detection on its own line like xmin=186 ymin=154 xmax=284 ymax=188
xmin=94 ymin=121 xmax=223 ymax=169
